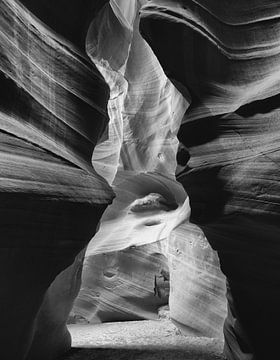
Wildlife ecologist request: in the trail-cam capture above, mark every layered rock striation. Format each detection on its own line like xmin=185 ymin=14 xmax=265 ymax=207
xmin=0 ymin=0 xmax=114 ymax=359
xmin=140 ymin=1 xmax=280 ymax=359
xmin=72 ymin=0 xmax=226 ymax=339
xmin=3 ymin=1 xmax=277 ymax=360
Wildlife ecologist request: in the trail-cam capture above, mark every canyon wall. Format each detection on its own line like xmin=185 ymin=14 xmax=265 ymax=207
xmin=140 ymin=1 xmax=280 ymax=359
xmin=72 ymin=0 xmax=226 ymax=339
xmin=0 ymin=0 xmax=113 ymax=359
xmin=2 ymin=1 xmax=279 ymax=360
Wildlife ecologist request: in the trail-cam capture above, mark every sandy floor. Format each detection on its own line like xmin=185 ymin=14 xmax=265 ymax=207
xmin=61 ymin=320 xmax=225 ymax=360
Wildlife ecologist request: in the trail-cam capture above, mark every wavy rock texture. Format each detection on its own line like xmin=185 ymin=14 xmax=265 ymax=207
xmin=0 ymin=0 xmax=114 ymax=359
xmin=70 ymin=0 xmax=187 ymax=323
xmin=0 ymin=0 xmax=234 ymax=358
xmin=168 ymin=222 xmax=226 ymax=338
xmin=72 ymin=244 xmax=170 ymax=323
xmin=140 ymin=0 xmax=280 ymax=121
xmin=72 ymin=171 xmax=226 ymax=336
xmin=88 ymin=0 xmax=188 ymax=182
xmin=72 ymin=172 xmax=187 ymax=323
xmin=71 ymin=0 xmax=227 ymax=339
xmin=140 ymin=1 xmax=280 ymax=359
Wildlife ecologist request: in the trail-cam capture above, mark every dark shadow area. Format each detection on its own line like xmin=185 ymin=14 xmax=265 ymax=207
xmin=176 ymin=143 xmax=190 ymax=166
xmin=20 ymin=0 xmax=107 ymax=49
xmin=177 ymin=115 xmax=221 ymax=148
xmin=177 ymin=166 xmax=230 ymax=224
xmin=236 ymin=92 xmax=280 ymax=117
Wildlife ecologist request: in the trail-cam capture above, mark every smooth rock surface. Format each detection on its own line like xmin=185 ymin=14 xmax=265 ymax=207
xmin=140 ymin=1 xmax=280 ymax=359
xmin=3 ymin=1 xmax=278 ymax=360
xmin=71 ymin=172 xmax=187 ymax=323
xmin=0 ymin=1 xmax=114 ymax=359
xmin=87 ymin=0 xmax=188 ymax=182
xmin=71 ymin=171 xmax=226 ymax=337
xmin=71 ymin=0 xmax=226 ymax=339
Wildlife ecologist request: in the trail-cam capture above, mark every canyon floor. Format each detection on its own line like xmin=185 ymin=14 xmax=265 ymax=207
xmin=62 ymin=320 xmax=225 ymax=360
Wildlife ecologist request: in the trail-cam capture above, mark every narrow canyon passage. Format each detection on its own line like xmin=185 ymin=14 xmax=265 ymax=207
xmin=1 ymin=1 xmax=280 ymax=360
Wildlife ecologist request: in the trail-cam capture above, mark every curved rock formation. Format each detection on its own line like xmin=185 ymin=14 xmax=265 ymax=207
xmin=71 ymin=172 xmax=187 ymax=323
xmin=72 ymin=170 xmax=226 ymax=336
xmin=140 ymin=1 xmax=280 ymax=359
xmin=27 ymin=250 xmax=86 ymax=360
xmin=4 ymin=0 xmax=276 ymax=359
xmin=87 ymin=0 xmax=188 ymax=181
xmin=0 ymin=0 xmax=114 ymax=359
xmin=70 ymin=0 xmax=226 ymax=338
xmin=168 ymin=222 xmax=226 ymax=338
xmin=140 ymin=0 xmax=280 ymax=121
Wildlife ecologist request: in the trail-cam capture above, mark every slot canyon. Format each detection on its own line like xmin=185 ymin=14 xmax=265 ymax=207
xmin=1 ymin=1 xmax=280 ymax=359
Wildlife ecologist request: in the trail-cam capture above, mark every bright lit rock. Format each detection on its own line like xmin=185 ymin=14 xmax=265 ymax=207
xmin=0 ymin=0 xmax=113 ymax=359
xmin=140 ymin=1 xmax=280 ymax=359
